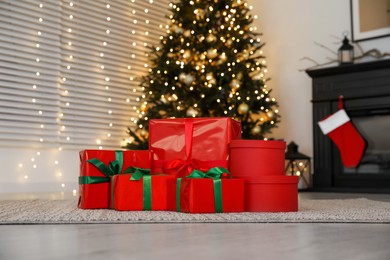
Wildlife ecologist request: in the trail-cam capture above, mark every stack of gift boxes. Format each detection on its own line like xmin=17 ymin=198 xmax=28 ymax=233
xmin=78 ymin=118 xmax=298 ymax=213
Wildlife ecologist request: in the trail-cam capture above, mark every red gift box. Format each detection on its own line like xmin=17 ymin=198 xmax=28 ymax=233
xmin=245 ymin=176 xmax=299 ymax=212
xmin=111 ymin=173 xmax=174 ymax=211
xmin=230 ymin=140 xmax=286 ymax=177
xmin=174 ymin=178 xmax=245 ymax=213
xmin=149 ymin=117 xmax=241 ymax=177
xmin=78 ymin=150 xmax=151 ymax=209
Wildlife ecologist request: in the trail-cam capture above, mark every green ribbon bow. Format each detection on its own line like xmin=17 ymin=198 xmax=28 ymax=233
xmin=176 ymin=167 xmax=230 ymax=213
xmin=111 ymin=167 xmax=152 ymax=210
xmin=79 ymin=150 xmax=124 ymax=185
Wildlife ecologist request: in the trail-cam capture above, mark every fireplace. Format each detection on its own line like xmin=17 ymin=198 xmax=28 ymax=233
xmin=307 ymin=59 xmax=390 ymax=193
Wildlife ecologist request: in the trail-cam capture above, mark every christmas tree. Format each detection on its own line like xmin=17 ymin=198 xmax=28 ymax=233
xmin=126 ymin=0 xmax=280 ymax=149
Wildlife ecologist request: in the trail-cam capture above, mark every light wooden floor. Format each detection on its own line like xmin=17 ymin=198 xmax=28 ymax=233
xmin=0 ymin=192 xmax=389 ymax=260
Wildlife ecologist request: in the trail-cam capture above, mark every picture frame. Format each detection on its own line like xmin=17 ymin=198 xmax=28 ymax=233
xmin=350 ymin=0 xmax=390 ymax=42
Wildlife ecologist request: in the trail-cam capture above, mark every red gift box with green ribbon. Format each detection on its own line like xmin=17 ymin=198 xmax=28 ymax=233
xmin=111 ymin=167 xmax=174 ymax=211
xmin=149 ymin=118 xmax=241 ymax=177
xmin=78 ymin=150 xmax=151 ymax=209
xmin=170 ymin=167 xmax=245 ymax=213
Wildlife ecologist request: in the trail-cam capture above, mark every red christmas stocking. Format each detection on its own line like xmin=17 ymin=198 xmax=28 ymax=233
xmin=318 ymin=97 xmax=365 ymax=168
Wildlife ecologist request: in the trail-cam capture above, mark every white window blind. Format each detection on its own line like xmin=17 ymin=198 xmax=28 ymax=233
xmin=0 ymin=0 xmax=169 ymax=149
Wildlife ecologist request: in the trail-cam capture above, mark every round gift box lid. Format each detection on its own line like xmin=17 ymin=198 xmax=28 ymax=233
xmin=244 ymin=175 xmax=299 ymax=184
xmin=230 ymin=139 xmax=286 ymax=149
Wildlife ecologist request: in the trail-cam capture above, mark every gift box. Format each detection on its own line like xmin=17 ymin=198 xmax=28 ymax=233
xmin=78 ymin=150 xmax=151 ymax=209
xmin=149 ymin=117 xmax=241 ymax=177
xmin=245 ymin=176 xmax=299 ymax=212
xmin=229 ymin=140 xmax=286 ymax=177
xmin=111 ymin=170 xmax=174 ymax=211
xmin=169 ymin=168 xmax=245 ymax=213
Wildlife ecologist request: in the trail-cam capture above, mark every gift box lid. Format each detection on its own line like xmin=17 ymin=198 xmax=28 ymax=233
xmin=244 ymin=175 xmax=299 ymax=184
xmin=230 ymin=140 xmax=286 ymax=149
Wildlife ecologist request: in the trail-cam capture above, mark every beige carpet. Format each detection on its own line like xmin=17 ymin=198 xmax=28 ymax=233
xmin=0 ymin=197 xmax=389 ymax=224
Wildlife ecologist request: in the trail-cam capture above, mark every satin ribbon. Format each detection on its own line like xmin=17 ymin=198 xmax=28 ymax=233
xmin=127 ymin=167 xmax=152 ymax=211
xmin=166 ymin=118 xmax=196 ymax=176
xmin=176 ymin=167 xmax=230 ymax=213
xmin=79 ymin=150 xmax=124 ymax=185
xmin=163 ymin=158 xmax=200 ymax=176
xmin=111 ymin=167 xmax=152 ymax=210
xmin=162 ymin=119 xmax=204 ymax=177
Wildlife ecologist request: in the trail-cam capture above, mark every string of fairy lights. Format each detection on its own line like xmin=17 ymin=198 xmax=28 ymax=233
xmin=16 ymin=0 xmax=166 ymax=192
xmin=99 ymin=1 xmax=113 ymax=150
xmin=18 ymin=2 xmax=45 ymax=181
xmin=17 ymin=1 xmax=71 ymax=191
xmin=58 ymin=0 xmax=75 ymax=191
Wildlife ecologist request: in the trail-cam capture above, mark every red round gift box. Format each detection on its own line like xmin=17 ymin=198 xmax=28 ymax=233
xmin=245 ymin=176 xmax=299 ymax=212
xmin=229 ymin=140 xmax=286 ymax=177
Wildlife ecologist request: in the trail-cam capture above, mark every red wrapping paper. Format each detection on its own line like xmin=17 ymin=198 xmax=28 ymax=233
xmin=111 ymin=174 xmax=174 ymax=211
xmin=230 ymin=140 xmax=286 ymax=177
xmin=169 ymin=178 xmax=245 ymax=213
xmin=78 ymin=150 xmax=151 ymax=209
xmin=245 ymin=176 xmax=299 ymax=212
xmin=149 ymin=118 xmax=241 ymax=177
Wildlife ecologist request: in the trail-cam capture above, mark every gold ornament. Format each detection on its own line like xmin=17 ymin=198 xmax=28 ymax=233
xmin=183 ymin=50 xmax=191 ymax=59
xmin=141 ymin=104 xmax=149 ymax=112
xmin=186 ymin=107 xmax=199 ymax=117
xmin=185 ymin=74 xmax=194 ymax=85
xmin=159 ymin=110 xmax=167 ymax=116
xmin=136 ymin=128 xmax=149 ymax=139
xmin=207 ymin=49 xmax=218 ymax=59
xmin=230 ymin=79 xmax=240 ymax=89
xmin=252 ymin=125 xmax=261 ymax=134
xmin=267 ymin=111 xmax=274 ymax=118
xmin=140 ymin=129 xmax=148 ymax=137
xmin=173 ymin=25 xmax=183 ymax=34
xmin=160 ymin=95 xmax=168 ymax=104
xmin=226 ymin=39 xmax=232 ymax=46
xmin=253 ymin=74 xmax=262 ymax=80
xmin=194 ymin=9 xmax=205 ymax=20
xmin=206 ymin=73 xmax=216 ymax=85
xmin=179 ymin=73 xmax=194 ymax=85
xmin=257 ymin=111 xmax=269 ymax=121
xmin=218 ymin=53 xmax=227 ymax=65
xmin=238 ymin=103 xmax=249 ymax=114
xmin=242 ymin=52 xmax=249 ymax=60
xmin=220 ymin=53 xmax=227 ymax=61
xmin=179 ymin=73 xmax=187 ymax=82
xmin=206 ymin=34 xmax=217 ymax=43
xmin=250 ymin=111 xmax=270 ymax=123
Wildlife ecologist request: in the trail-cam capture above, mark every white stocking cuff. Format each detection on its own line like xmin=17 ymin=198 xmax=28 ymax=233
xmin=318 ymin=109 xmax=350 ymax=135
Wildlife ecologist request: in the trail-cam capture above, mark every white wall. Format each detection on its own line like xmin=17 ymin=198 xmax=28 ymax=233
xmin=251 ymin=0 xmax=390 ymax=157
xmin=1 ymin=0 xmax=390 ymax=193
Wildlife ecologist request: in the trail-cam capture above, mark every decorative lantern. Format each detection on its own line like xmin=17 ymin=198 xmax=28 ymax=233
xmin=285 ymin=141 xmax=312 ymax=190
xmin=338 ymin=35 xmax=354 ymax=65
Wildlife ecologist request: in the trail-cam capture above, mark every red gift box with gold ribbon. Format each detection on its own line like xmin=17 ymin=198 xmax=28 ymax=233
xmin=78 ymin=150 xmax=151 ymax=209
xmin=149 ymin=117 xmax=241 ymax=177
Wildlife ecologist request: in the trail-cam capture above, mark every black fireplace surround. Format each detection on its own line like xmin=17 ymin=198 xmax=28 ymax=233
xmin=307 ymin=59 xmax=390 ymax=193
